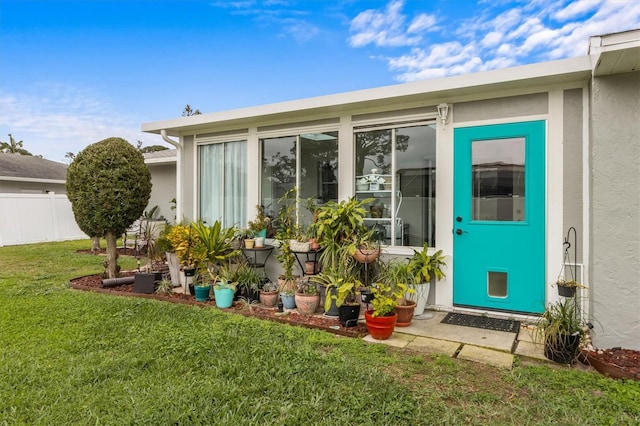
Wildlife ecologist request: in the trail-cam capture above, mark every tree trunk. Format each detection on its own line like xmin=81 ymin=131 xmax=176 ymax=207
xmin=91 ymin=236 xmax=102 ymax=252
xmin=105 ymin=231 xmax=118 ymax=279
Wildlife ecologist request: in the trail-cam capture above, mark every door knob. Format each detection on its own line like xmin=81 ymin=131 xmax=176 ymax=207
xmin=455 ymin=229 xmax=467 ymax=235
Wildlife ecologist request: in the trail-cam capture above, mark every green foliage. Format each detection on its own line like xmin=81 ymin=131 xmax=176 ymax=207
xmin=191 ymin=220 xmax=239 ymax=282
xmin=247 ymin=204 xmax=271 ymax=232
xmin=312 ymin=197 xmax=372 ymax=272
xmin=537 ymin=299 xmax=586 ymax=356
xmin=274 ymin=188 xmax=297 ymax=280
xmin=408 ymin=244 xmax=447 ymax=283
xmin=377 ymin=259 xmax=416 ymax=305
xmin=166 ymin=223 xmax=206 ymax=268
xmin=66 ymin=137 xmax=151 ymax=239
xmin=369 ymin=282 xmax=407 ymax=317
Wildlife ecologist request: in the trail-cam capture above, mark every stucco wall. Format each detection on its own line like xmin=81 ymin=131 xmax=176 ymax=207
xmin=453 ymin=93 xmax=548 ymax=122
xmin=590 ymin=71 xmax=640 ymax=350
xmin=562 ymin=88 xmax=583 ymax=263
xmin=147 ymin=163 xmax=176 ymax=223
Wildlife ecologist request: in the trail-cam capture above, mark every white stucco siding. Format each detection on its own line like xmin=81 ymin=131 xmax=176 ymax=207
xmin=591 ymin=71 xmax=640 ymax=350
xmin=146 ymin=163 xmax=176 ymax=222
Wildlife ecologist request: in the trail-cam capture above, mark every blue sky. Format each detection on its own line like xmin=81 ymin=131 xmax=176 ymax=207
xmin=1 ymin=0 xmax=638 ymax=162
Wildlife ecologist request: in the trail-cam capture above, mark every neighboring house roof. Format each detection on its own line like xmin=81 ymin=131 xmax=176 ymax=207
xmin=144 ymin=149 xmax=176 ymax=164
xmin=0 ymin=153 xmax=67 ymax=183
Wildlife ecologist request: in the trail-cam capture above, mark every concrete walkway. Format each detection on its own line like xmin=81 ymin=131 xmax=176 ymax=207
xmin=363 ymin=311 xmax=549 ymax=370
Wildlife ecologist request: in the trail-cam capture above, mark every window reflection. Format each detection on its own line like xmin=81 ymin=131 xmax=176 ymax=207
xmin=472 ymin=138 xmax=525 ymax=222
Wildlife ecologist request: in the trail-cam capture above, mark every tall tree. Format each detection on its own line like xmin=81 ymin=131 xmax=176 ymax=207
xmin=0 ymin=134 xmax=32 ymax=155
xmin=66 ymin=137 xmax=151 ymax=278
xmin=182 ymin=104 xmax=202 ymax=116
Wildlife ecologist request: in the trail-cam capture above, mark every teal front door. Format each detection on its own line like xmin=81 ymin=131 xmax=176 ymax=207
xmin=453 ymin=121 xmax=546 ymax=314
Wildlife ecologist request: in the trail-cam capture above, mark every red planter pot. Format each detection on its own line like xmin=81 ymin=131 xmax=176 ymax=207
xmin=364 ymin=309 xmax=397 ymax=340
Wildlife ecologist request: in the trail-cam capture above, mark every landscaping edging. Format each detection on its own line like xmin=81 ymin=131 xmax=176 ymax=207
xmin=69 ymin=275 xmax=368 ymax=338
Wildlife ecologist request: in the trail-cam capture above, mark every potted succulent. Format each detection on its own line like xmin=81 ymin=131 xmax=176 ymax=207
xmin=537 ymin=300 xmax=586 ymax=364
xmin=378 ymin=259 xmax=416 ymax=327
xmin=295 ymin=278 xmax=320 ymax=315
xmin=193 ymin=271 xmax=212 ymax=302
xmin=407 ymin=245 xmax=446 ymax=315
xmin=365 ymin=281 xmax=407 ymax=340
xmin=259 ymin=280 xmax=279 ymax=307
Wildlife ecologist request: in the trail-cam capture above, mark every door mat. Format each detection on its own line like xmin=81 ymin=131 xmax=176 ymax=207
xmin=441 ymin=312 xmax=520 ymax=333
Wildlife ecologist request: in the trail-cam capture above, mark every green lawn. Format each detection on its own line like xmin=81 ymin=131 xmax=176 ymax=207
xmin=1 ymin=240 xmax=638 ymax=425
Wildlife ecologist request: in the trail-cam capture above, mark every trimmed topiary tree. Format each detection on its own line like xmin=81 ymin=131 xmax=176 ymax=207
xmin=66 ymin=137 xmax=152 ymax=278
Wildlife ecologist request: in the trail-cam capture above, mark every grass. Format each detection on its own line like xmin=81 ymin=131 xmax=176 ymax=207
xmin=1 ymin=240 xmax=639 ymax=425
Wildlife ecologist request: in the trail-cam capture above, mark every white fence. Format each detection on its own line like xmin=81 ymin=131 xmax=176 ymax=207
xmin=0 ymin=193 xmax=87 ymax=247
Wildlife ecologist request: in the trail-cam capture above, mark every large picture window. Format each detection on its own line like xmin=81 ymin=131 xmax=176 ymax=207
xmin=261 ymin=132 xmax=338 ymax=223
xmin=355 ymin=123 xmax=436 ymax=247
xmin=199 ymin=141 xmax=246 ymax=228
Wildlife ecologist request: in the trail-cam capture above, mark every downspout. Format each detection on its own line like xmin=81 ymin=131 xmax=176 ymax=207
xmin=161 ymin=130 xmax=183 ymax=223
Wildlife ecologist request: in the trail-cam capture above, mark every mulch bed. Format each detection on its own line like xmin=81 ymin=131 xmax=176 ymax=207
xmin=580 ymin=348 xmax=640 ymax=381
xmin=69 ymin=273 xmax=369 ymax=338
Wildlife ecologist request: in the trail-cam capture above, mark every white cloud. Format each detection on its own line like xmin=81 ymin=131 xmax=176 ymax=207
xmin=553 ymin=0 xmax=604 ymax=21
xmin=407 ymin=13 xmax=438 ymax=33
xmin=348 ymin=0 xmax=427 ymax=47
xmin=481 ymin=31 xmax=503 ymax=48
xmin=0 ymin=84 xmax=164 ymax=162
xmin=351 ymin=0 xmax=640 ymax=83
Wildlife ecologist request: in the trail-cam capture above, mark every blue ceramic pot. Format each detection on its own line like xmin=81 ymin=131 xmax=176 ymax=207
xmin=214 ymin=286 xmax=235 ymax=308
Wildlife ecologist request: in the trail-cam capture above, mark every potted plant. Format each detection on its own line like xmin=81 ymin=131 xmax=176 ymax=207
xmin=275 ymin=188 xmax=299 ymax=297
xmin=312 ymin=196 xmax=372 ymax=272
xmin=241 ymin=228 xmax=256 ymax=249
xmin=191 ymin=219 xmax=239 ymax=305
xmin=365 ymin=281 xmax=407 ymax=340
xmin=235 ymin=261 xmax=264 ymax=303
xmin=133 ymin=219 xmax=168 ymax=294
xmin=556 ymin=277 xmax=583 ymax=298
xmin=193 ymin=271 xmax=212 ymax=302
xmin=259 ymin=280 xmax=279 ymax=307
xmin=378 ymin=259 xmax=416 ymax=327
xmin=289 ymin=224 xmax=311 ymax=252
xmin=248 ymin=204 xmax=271 ymax=239
xmin=407 ymin=245 xmax=446 ymax=316
xmin=212 ymin=271 xmax=236 ymax=308
xmin=310 ymin=244 xmax=354 ymax=317
xmin=295 ymin=278 xmax=320 ymax=315
xmin=166 ymin=222 xmax=207 ymax=295
xmin=537 ymin=300 xmax=586 ymax=364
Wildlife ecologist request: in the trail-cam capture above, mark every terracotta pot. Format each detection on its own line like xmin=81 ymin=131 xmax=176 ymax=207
xmin=295 ymin=292 xmax=320 ymax=315
xmin=244 ymin=238 xmax=255 ymax=249
xmin=353 ymin=247 xmax=380 ymax=264
xmin=364 ymin=309 xmax=397 ymax=340
xmin=309 ymin=238 xmax=321 ymax=251
xmin=394 ymin=301 xmax=417 ymax=327
xmin=259 ymin=290 xmax=278 ymax=307
xmin=304 ymin=261 xmax=316 ymax=275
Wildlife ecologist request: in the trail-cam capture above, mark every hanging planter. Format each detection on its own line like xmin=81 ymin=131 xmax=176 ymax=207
xmin=353 ymin=247 xmax=380 ymax=264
